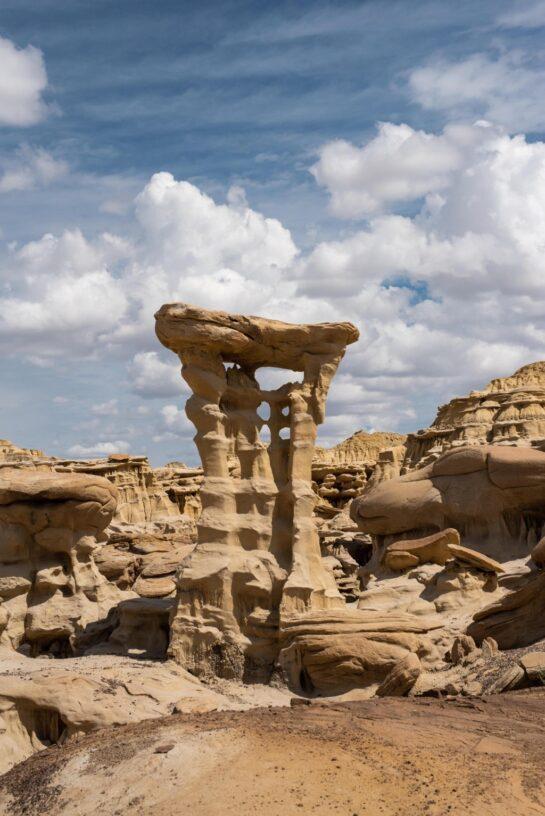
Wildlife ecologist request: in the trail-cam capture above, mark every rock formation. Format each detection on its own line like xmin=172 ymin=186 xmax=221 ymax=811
xmin=0 ymin=647 xmax=237 ymax=775
xmin=351 ymin=444 xmax=545 ymax=555
xmin=314 ymin=430 xmax=406 ymax=467
xmin=349 ymin=442 xmax=545 ymax=695
xmin=0 ymin=443 xmax=203 ymax=527
xmin=155 ymin=302 xmax=360 ymax=684
xmin=0 ymin=469 xmax=123 ymax=655
xmin=403 ymin=360 xmax=545 ymax=472
xmin=312 ymin=431 xmax=406 ymax=513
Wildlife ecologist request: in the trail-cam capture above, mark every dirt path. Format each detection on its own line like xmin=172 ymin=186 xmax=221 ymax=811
xmin=1 ymin=690 xmax=545 ymax=816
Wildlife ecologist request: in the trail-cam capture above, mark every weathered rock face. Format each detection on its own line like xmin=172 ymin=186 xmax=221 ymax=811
xmin=311 ymin=431 xmax=406 ymax=513
xmin=351 ymin=445 xmax=545 ymax=557
xmin=0 ymin=439 xmax=44 ymax=463
xmin=315 ymin=430 xmax=406 ymax=467
xmin=51 ymin=455 xmax=180 ymax=525
xmin=403 ymin=360 xmax=545 ymax=472
xmin=0 ymin=469 xmax=124 ymax=655
xmin=348 ymin=442 xmax=545 ymax=695
xmin=0 ymin=647 xmax=252 ymax=775
xmin=0 ymin=443 xmax=196 ymax=526
xmin=155 ymin=302 xmax=360 ymax=683
xmin=153 ymin=463 xmax=203 ymax=519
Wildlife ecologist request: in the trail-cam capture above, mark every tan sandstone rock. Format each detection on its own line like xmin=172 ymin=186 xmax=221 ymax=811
xmin=154 ymin=302 xmax=419 ymax=693
xmin=0 ymin=469 xmax=126 ymax=654
xmin=520 ymin=651 xmax=545 ymax=684
xmin=376 ymin=652 xmax=421 ymax=697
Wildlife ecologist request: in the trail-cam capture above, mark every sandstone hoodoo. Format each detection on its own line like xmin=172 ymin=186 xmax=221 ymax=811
xmin=155 ymin=302 xmax=360 ymax=683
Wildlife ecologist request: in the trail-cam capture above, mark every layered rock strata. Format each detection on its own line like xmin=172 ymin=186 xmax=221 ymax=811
xmin=312 ymin=431 xmax=406 ymax=512
xmin=155 ymin=302 xmax=361 ymax=684
xmin=403 ymin=360 xmax=545 ymax=472
xmin=0 ymin=443 xmax=202 ymax=526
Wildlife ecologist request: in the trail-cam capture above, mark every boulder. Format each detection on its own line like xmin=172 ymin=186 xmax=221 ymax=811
xmin=351 ymin=445 xmax=545 ymax=557
xmin=376 ymin=653 xmax=421 ymax=697
xmin=520 ymin=652 xmax=545 ymax=684
xmin=386 ymin=529 xmax=460 ymax=566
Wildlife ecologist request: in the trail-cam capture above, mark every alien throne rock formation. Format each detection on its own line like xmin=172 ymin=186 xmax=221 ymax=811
xmin=155 ymin=303 xmax=362 ymax=684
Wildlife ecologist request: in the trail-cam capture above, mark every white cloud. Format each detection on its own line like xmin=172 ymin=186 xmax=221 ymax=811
xmin=0 ymin=145 xmax=68 ymax=193
xmin=160 ymin=404 xmax=193 ymax=436
xmin=67 ymin=440 xmax=130 ymax=457
xmin=311 ymin=122 xmax=469 ymax=217
xmin=91 ymin=399 xmax=118 ymax=416
xmin=0 ymin=35 xmax=49 ymax=126
xmin=0 ymin=229 xmax=128 ymax=359
xmin=300 ymin=120 xmax=545 ymax=416
xmin=408 ymin=52 xmax=545 ymax=133
xmin=497 ymin=1 xmax=545 ymax=28
xmin=130 ymin=351 xmax=183 ymax=397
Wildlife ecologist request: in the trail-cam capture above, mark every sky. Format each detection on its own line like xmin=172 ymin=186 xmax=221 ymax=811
xmin=2 ymin=0 xmax=545 ymax=466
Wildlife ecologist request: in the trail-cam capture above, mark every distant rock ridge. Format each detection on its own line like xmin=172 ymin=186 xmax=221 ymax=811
xmin=312 ymin=430 xmax=407 ymax=512
xmin=403 ymin=360 xmax=545 ymax=472
xmin=0 ymin=443 xmax=203 ymax=525
xmin=314 ymin=430 xmax=406 ymax=466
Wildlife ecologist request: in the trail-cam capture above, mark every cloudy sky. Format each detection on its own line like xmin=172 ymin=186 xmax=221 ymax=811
xmin=2 ymin=0 xmax=545 ymax=465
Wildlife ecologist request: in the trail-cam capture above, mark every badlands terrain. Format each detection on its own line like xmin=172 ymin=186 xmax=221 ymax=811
xmin=1 ymin=304 xmax=545 ymax=813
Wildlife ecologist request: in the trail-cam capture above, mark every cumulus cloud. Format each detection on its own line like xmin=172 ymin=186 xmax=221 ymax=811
xmin=130 ymin=351 xmax=183 ymax=398
xmin=160 ymin=404 xmax=193 ymax=436
xmin=0 ymin=145 xmax=68 ymax=193
xmin=3 ymin=131 xmax=545 ymax=457
xmin=300 ymin=120 xmax=545 ymax=410
xmin=91 ymin=399 xmax=118 ymax=416
xmin=0 ymin=229 xmax=128 ymax=360
xmin=67 ymin=440 xmax=130 ymax=457
xmin=311 ymin=122 xmax=469 ymax=218
xmin=0 ymin=35 xmax=49 ymax=126
xmin=408 ymin=52 xmax=545 ymax=133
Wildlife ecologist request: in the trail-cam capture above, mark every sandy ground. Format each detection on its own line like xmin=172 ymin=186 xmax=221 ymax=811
xmin=1 ymin=690 xmax=545 ymax=816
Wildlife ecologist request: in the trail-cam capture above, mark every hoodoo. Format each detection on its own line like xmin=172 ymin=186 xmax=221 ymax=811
xmin=155 ymin=302 xmax=359 ymax=681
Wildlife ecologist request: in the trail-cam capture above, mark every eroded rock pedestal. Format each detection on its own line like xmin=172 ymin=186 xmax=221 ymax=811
xmin=155 ymin=303 xmax=360 ymax=683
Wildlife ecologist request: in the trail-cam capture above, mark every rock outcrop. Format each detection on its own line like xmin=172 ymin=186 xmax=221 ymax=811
xmin=403 ymin=360 xmax=545 ymax=472
xmin=311 ymin=431 xmax=406 ymax=512
xmin=351 ymin=445 xmax=545 ymax=557
xmin=0 ymin=469 xmax=124 ymax=655
xmin=0 ymin=647 xmax=236 ymax=775
xmin=155 ymin=302 xmax=364 ymax=686
xmin=349 ymin=442 xmax=545 ymax=695
xmin=0 ymin=443 xmax=202 ymax=526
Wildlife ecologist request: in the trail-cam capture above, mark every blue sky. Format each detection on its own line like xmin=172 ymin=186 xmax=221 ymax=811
xmin=2 ymin=0 xmax=545 ymax=465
